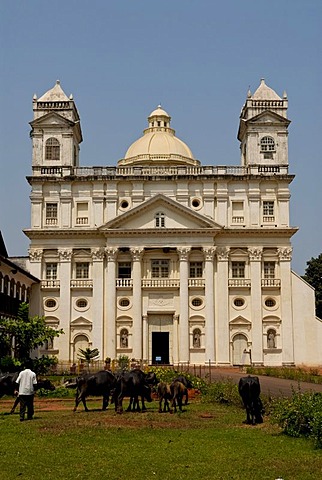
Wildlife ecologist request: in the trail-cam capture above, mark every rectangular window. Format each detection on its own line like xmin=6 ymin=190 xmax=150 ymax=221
xmin=264 ymin=261 xmax=275 ymax=279
xmin=46 ymin=203 xmax=58 ymax=225
xmin=46 ymin=263 xmax=57 ymax=280
xmin=155 ymin=212 xmax=165 ymax=228
xmin=118 ymin=262 xmax=132 ymax=278
xmin=151 ymin=259 xmax=169 ymax=278
xmin=232 ymin=201 xmax=244 ymax=223
xmin=76 ymin=262 xmax=89 ymax=279
xmin=263 ymin=201 xmax=274 ymax=216
xmin=76 ymin=202 xmax=88 ymax=225
xmin=189 ymin=262 xmax=203 ymax=278
xmin=232 ymin=261 xmax=245 ymax=278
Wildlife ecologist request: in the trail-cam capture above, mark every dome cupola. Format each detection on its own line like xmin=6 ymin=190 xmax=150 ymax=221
xmin=118 ymin=105 xmax=199 ymax=167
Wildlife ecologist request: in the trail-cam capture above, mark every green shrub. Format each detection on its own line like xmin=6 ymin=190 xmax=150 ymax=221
xmin=270 ymin=389 xmax=322 ymax=448
xmin=201 ymin=380 xmax=240 ymax=406
xmin=37 ymin=386 xmax=73 ymax=398
xmin=145 ymin=366 xmax=207 ymax=392
xmin=0 ymin=355 xmax=21 ymax=372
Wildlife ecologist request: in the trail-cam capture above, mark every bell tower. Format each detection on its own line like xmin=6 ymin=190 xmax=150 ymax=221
xmin=30 ymin=80 xmax=83 ymax=169
xmin=237 ymin=79 xmax=290 ymax=166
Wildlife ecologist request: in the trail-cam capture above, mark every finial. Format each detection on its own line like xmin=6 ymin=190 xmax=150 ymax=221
xmin=56 ymin=80 xmax=60 ymax=85
xmin=33 ymin=93 xmax=37 ymax=101
xmin=247 ymin=86 xmax=251 ymax=98
xmin=260 ymin=78 xmax=265 ymax=85
xmin=69 ymin=94 xmax=73 ymax=100
xmin=283 ymin=90 xmax=287 ymax=99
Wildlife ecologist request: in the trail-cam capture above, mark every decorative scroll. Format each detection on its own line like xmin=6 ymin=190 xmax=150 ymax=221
xmin=28 ymin=248 xmax=43 ymax=262
xmin=216 ymin=246 xmax=229 ymax=261
xmin=248 ymin=247 xmax=263 ymax=261
xmin=105 ymin=247 xmax=118 ymax=262
xmin=91 ymin=247 xmax=105 ymax=261
xmin=130 ymin=247 xmax=144 ymax=262
xmin=277 ymin=247 xmax=292 ymax=261
xmin=177 ymin=247 xmax=191 ymax=261
xmin=58 ymin=249 xmax=72 ymax=262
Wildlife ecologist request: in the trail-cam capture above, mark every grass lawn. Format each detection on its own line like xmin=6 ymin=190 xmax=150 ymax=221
xmin=0 ymin=396 xmax=321 ymax=480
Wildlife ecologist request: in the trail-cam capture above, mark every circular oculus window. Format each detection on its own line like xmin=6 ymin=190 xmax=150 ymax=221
xmin=119 ymin=298 xmax=130 ymax=308
xmin=191 ymin=198 xmax=202 ymax=209
xmin=234 ymin=298 xmax=245 ymax=307
xmin=191 ymin=297 xmax=203 ymax=307
xmin=45 ymin=298 xmax=57 ymax=309
xmin=120 ymin=199 xmax=129 ymax=210
xmin=76 ymin=298 xmax=88 ymax=309
xmin=265 ymin=298 xmax=276 ymax=308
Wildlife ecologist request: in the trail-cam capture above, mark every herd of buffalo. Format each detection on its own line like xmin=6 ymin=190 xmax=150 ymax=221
xmin=0 ymin=368 xmax=263 ymax=425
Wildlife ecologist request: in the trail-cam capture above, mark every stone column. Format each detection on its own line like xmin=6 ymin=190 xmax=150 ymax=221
xmin=278 ymin=247 xmax=294 ymax=365
xmin=203 ymin=247 xmax=216 ymax=364
xmin=216 ymin=247 xmax=230 ymax=365
xmin=91 ymin=248 xmax=105 ymax=358
xmin=172 ymin=314 xmax=179 ymax=365
xmin=248 ymin=247 xmax=263 ymax=365
xmin=178 ymin=247 xmax=190 ymax=363
xmin=28 ymin=248 xmax=43 ymax=316
xmin=105 ymin=247 xmax=118 ymax=360
xmin=58 ymin=248 xmax=72 ymax=361
xmin=130 ymin=247 xmax=144 ymax=360
xmin=142 ymin=314 xmax=148 ymax=362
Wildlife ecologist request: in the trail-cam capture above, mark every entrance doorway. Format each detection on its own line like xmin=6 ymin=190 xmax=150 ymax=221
xmin=152 ymin=332 xmax=169 ymax=364
xmin=232 ymin=334 xmax=249 ymax=365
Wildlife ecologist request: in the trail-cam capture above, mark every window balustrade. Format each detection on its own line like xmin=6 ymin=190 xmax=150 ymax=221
xmin=70 ymin=279 xmax=93 ymax=288
xmin=261 ymin=278 xmax=281 ymax=288
xmin=142 ymin=279 xmax=180 ymax=288
xmin=228 ymin=278 xmax=251 ymax=288
xmin=188 ymin=278 xmax=205 ymax=287
xmin=116 ymin=278 xmax=133 ymax=288
xmin=41 ymin=279 xmax=60 ymax=289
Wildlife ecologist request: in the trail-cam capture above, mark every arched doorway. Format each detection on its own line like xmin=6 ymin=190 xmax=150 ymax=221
xmin=232 ymin=334 xmax=249 ymax=365
xmin=73 ymin=334 xmax=89 ymax=362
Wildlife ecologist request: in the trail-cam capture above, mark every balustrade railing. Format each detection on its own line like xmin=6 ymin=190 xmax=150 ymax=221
xmin=142 ymin=279 xmax=180 ymax=288
xmin=188 ymin=278 xmax=205 ymax=287
xmin=261 ymin=278 xmax=281 ymax=287
xmin=41 ymin=279 xmax=60 ymax=289
xmin=70 ymin=279 xmax=93 ymax=288
xmin=116 ymin=278 xmax=133 ymax=288
xmin=228 ymin=278 xmax=251 ymax=288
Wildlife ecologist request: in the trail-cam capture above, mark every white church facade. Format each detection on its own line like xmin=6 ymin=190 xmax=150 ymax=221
xmin=25 ymin=79 xmax=322 ymax=367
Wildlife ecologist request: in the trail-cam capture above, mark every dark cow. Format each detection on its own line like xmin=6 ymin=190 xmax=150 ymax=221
xmin=157 ymin=382 xmax=173 ymax=413
xmin=0 ymin=372 xmax=55 ymax=413
xmin=73 ymin=370 xmax=117 ymax=412
xmin=238 ymin=375 xmax=263 ymax=425
xmin=172 ymin=375 xmax=193 ymax=405
xmin=170 ymin=380 xmax=187 ymax=413
xmin=113 ymin=369 xmax=153 ymax=413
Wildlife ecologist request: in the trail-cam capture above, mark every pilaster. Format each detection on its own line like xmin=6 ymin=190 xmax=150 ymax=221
xmin=203 ymin=246 xmax=216 ymax=364
xmin=178 ymin=247 xmax=190 ymax=363
xmin=58 ymin=248 xmax=72 ymax=360
xmin=130 ymin=247 xmax=144 ymax=359
xmin=105 ymin=247 xmax=118 ymax=359
xmin=216 ymin=246 xmax=230 ymax=365
xmin=91 ymin=248 xmax=105 ymax=357
xmin=248 ymin=247 xmax=263 ymax=365
xmin=278 ymin=247 xmax=294 ymax=365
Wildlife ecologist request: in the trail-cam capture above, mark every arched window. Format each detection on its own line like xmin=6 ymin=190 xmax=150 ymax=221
xmin=120 ymin=329 xmax=129 ymax=348
xmin=155 ymin=212 xmax=165 ymax=228
xmin=45 ymin=137 xmax=60 ymax=161
xmin=260 ymin=136 xmax=275 ymax=152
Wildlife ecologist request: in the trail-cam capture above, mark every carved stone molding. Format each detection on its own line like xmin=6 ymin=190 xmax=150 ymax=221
xmin=58 ymin=249 xmax=72 ymax=262
xmin=130 ymin=247 xmax=144 ymax=262
xmin=177 ymin=247 xmax=191 ymax=261
xmin=216 ymin=246 xmax=229 ymax=261
xmin=29 ymin=248 xmax=43 ymax=262
xmin=277 ymin=247 xmax=293 ymax=261
xmin=248 ymin=247 xmax=263 ymax=261
xmin=105 ymin=247 xmax=118 ymax=262
xmin=91 ymin=247 xmax=105 ymax=261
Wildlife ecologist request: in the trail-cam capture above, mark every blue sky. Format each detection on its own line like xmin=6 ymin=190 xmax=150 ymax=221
xmin=0 ymin=0 xmax=321 ymax=274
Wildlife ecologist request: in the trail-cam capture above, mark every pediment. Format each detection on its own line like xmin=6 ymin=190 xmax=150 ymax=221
xmin=248 ymin=110 xmax=290 ymax=126
xmin=229 ymin=315 xmax=252 ymax=326
xmin=99 ymin=194 xmax=223 ymax=231
xmin=71 ymin=316 xmax=92 ymax=330
xmin=30 ymin=111 xmax=74 ymax=128
xmin=73 ymin=249 xmax=91 ymax=259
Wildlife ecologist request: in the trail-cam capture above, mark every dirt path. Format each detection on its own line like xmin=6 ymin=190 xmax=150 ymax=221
xmin=207 ymin=368 xmax=322 ymax=397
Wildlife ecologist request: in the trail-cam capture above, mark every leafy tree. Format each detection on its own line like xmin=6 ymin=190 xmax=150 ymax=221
xmin=77 ymin=347 xmax=100 ymax=370
xmin=0 ymin=302 xmax=63 ymax=369
xmin=303 ymin=253 xmax=322 ymax=319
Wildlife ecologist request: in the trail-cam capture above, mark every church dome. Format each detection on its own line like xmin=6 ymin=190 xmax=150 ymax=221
xmin=118 ymin=105 xmax=199 ymax=167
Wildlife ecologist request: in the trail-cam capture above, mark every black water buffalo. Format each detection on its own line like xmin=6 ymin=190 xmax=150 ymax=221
xmin=157 ymin=382 xmax=172 ymax=413
xmin=73 ymin=370 xmax=117 ymax=412
xmin=0 ymin=372 xmax=55 ymax=413
xmin=113 ymin=369 xmax=153 ymax=413
xmin=172 ymin=375 xmax=193 ymax=405
xmin=238 ymin=375 xmax=263 ymax=425
xmin=170 ymin=380 xmax=187 ymax=413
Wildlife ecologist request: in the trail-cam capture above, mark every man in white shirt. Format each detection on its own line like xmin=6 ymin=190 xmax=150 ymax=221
xmin=14 ymin=364 xmax=37 ymax=422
